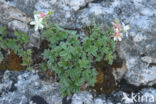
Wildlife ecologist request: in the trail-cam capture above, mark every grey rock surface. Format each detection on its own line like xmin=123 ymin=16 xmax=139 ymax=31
xmin=0 ymin=0 xmax=31 ymax=32
xmin=1 ymin=0 xmax=156 ymax=87
xmin=0 ymin=70 xmax=62 ymax=104
xmin=0 ymin=70 xmax=156 ymax=104
xmin=71 ymin=91 xmax=93 ymax=104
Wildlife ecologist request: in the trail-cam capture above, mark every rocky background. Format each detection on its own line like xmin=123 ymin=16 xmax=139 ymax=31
xmin=0 ymin=0 xmax=156 ymax=104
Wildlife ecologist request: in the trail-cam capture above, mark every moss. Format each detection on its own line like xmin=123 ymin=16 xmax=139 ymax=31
xmin=0 ymin=60 xmax=8 ymax=71
xmin=8 ymin=50 xmax=26 ymax=71
xmin=89 ymin=55 xmax=124 ymax=95
xmin=0 ymin=50 xmax=26 ymax=71
xmin=89 ymin=60 xmax=117 ymax=95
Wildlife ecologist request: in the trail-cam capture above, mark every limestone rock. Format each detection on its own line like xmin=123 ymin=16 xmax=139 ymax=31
xmin=71 ymin=91 xmax=93 ymax=104
xmin=0 ymin=0 xmax=31 ymax=32
xmin=8 ymin=20 xmax=29 ymax=33
xmin=0 ymin=70 xmax=62 ymax=104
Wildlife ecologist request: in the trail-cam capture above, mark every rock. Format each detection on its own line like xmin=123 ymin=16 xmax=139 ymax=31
xmin=76 ymin=3 xmax=115 ymax=28
xmin=94 ymin=97 xmax=107 ymax=104
xmin=28 ymin=31 xmax=41 ymax=48
xmin=8 ymin=20 xmax=29 ymax=32
xmin=1 ymin=70 xmax=156 ymax=104
xmin=0 ymin=0 xmax=31 ymax=32
xmin=140 ymin=88 xmax=156 ymax=104
xmin=112 ymin=62 xmax=127 ymax=81
xmin=31 ymin=95 xmax=48 ymax=104
xmin=60 ymin=0 xmax=94 ymax=11
xmin=62 ymin=96 xmax=72 ymax=104
xmin=141 ymin=56 xmax=155 ymax=64
xmin=112 ymin=54 xmax=127 ymax=81
xmin=71 ymin=91 xmax=93 ymax=104
xmin=0 ymin=70 xmax=62 ymax=104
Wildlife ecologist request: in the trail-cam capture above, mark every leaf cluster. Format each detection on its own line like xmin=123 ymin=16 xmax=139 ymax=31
xmin=83 ymin=24 xmax=116 ymax=64
xmin=0 ymin=26 xmax=32 ymax=68
xmin=41 ymin=23 xmax=116 ymax=96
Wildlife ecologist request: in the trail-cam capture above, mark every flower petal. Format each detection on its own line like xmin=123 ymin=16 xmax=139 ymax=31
xmin=34 ymin=14 xmax=40 ymax=20
xmin=40 ymin=12 xmax=46 ymax=18
xmin=118 ymin=37 xmax=122 ymax=41
xmin=115 ymin=28 xmax=119 ymax=33
xmin=30 ymin=21 xmax=35 ymax=25
xmin=40 ymin=24 xmax=44 ymax=29
xmin=114 ymin=37 xmax=117 ymax=41
xmin=35 ymin=26 xmax=38 ymax=31
xmin=39 ymin=18 xmax=43 ymax=22
xmin=125 ymin=25 xmax=130 ymax=31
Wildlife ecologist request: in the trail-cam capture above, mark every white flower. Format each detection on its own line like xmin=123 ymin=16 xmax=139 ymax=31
xmin=112 ymin=21 xmax=123 ymax=41
xmin=30 ymin=14 xmax=44 ymax=31
xmin=115 ymin=28 xmax=119 ymax=33
xmin=114 ymin=33 xmax=123 ymax=41
xmin=122 ymin=23 xmax=130 ymax=32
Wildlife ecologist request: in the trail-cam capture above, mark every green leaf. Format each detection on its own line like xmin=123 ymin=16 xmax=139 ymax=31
xmin=27 ymin=67 xmax=33 ymax=71
xmin=41 ymin=63 xmax=48 ymax=71
xmin=27 ymin=49 xmax=32 ymax=55
xmin=0 ymin=26 xmax=7 ymax=35
xmin=60 ymin=42 xmax=67 ymax=49
xmin=79 ymin=58 xmax=89 ymax=69
xmin=59 ymin=51 xmax=68 ymax=57
xmin=43 ymin=49 xmax=51 ymax=59
xmin=6 ymin=39 xmax=17 ymax=49
xmin=1 ymin=42 xmax=7 ymax=49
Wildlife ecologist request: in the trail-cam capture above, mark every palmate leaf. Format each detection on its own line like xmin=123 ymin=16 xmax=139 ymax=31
xmin=58 ymin=61 xmax=67 ymax=67
xmin=41 ymin=63 xmax=48 ymax=72
xmin=60 ymin=42 xmax=67 ymax=49
xmin=14 ymin=31 xmax=29 ymax=44
xmin=0 ymin=41 xmax=7 ymax=49
xmin=43 ymin=49 xmax=51 ymax=59
xmin=59 ymin=51 xmax=68 ymax=57
xmin=0 ymin=26 xmax=6 ymax=35
xmin=27 ymin=49 xmax=32 ymax=55
xmin=6 ymin=39 xmax=17 ymax=49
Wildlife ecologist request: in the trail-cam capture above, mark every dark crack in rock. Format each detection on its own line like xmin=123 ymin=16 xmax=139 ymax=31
xmin=31 ymin=95 xmax=48 ymax=104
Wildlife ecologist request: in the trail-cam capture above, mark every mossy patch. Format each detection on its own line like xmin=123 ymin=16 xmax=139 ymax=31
xmin=89 ymin=60 xmax=117 ymax=95
xmin=0 ymin=59 xmax=8 ymax=71
xmin=0 ymin=50 xmax=26 ymax=71
xmin=89 ymin=55 xmax=125 ymax=95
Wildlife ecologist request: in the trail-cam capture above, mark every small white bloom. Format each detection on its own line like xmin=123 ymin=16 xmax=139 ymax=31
xmin=115 ymin=28 xmax=119 ymax=32
xmin=122 ymin=23 xmax=130 ymax=32
xmin=30 ymin=14 xmax=44 ymax=31
xmin=118 ymin=37 xmax=122 ymax=41
xmin=114 ymin=37 xmax=117 ymax=41
xmin=113 ymin=35 xmax=122 ymax=41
